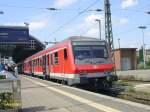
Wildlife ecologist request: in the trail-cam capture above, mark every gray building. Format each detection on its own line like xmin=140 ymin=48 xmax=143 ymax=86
xmin=146 ymin=49 xmax=150 ymax=62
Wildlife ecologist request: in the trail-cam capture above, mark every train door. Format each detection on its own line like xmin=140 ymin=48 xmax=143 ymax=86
xmin=46 ymin=54 xmax=50 ymax=78
xmin=29 ymin=60 xmax=34 ymax=75
xmin=42 ymin=55 xmax=49 ymax=78
xmin=42 ymin=55 xmax=46 ymax=76
xmin=62 ymin=49 xmax=68 ymax=83
xmin=32 ymin=60 xmax=35 ymax=75
xmin=29 ymin=61 xmax=32 ymax=74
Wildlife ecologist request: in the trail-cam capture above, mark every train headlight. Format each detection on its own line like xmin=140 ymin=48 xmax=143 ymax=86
xmin=79 ymin=71 xmax=87 ymax=77
xmin=104 ymin=71 xmax=113 ymax=75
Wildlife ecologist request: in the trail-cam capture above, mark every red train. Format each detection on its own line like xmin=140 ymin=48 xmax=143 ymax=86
xmin=23 ymin=37 xmax=117 ymax=88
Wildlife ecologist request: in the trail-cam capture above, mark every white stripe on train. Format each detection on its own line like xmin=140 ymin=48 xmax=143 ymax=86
xmin=24 ymin=71 xmax=113 ymax=79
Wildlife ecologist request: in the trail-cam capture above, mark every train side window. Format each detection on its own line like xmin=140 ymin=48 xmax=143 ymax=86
xmin=47 ymin=55 xmax=49 ymax=65
xmin=37 ymin=59 xmax=39 ymax=66
xmin=35 ymin=60 xmax=37 ymax=66
xmin=36 ymin=59 xmax=38 ymax=66
xmin=50 ymin=54 xmax=53 ymax=65
xmin=39 ymin=59 xmax=41 ymax=66
xmin=64 ymin=49 xmax=68 ymax=60
xmin=36 ymin=59 xmax=37 ymax=66
xmin=34 ymin=60 xmax=36 ymax=66
xmin=40 ymin=58 xmax=42 ymax=66
xmin=32 ymin=60 xmax=34 ymax=66
xmin=54 ymin=52 xmax=59 ymax=65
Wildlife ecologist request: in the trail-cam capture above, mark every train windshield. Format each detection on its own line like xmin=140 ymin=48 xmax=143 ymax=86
xmin=73 ymin=45 xmax=108 ymax=65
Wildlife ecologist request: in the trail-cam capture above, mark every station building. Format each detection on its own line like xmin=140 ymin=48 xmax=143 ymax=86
xmin=114 ymin=48 xmax=137 ymax=71
xmin=0 ymin=26 xmax=45 ymax=63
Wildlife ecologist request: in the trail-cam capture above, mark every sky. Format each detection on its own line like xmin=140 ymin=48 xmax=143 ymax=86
xmin=0 ymin=0 xmax=150 ymax=49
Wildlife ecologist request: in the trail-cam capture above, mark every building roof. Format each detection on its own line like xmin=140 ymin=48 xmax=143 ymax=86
xmin=0 ymin=25 xmax=28 ymax=29
xmin=0 ymin=25 xmax=45 ymax=62
xmin=63 ymin=36 xmax=105 ymax=42
xmin=115 ymin=48 xmax=137 ymax=51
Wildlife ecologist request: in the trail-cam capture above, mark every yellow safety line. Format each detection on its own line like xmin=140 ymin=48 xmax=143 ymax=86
xmin=22 ymin=76 xmax=122 ymax=112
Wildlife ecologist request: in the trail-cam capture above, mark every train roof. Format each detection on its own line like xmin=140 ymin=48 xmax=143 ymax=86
xmin=24 ymin=36 xmax=106 ymax=62
xmin=63 ymin=36 xmax=105 ymax=42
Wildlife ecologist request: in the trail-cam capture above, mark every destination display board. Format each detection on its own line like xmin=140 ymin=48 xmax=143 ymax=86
xmin=0 ymin=27 xmax=29 ymax=43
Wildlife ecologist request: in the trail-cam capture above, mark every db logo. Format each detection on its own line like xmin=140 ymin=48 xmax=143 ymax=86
xmin=93 ymin=65 xmax=98 ymax=69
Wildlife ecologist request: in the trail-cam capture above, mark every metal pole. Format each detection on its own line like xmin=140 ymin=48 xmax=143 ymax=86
xmin=138 ymin=26 xmax=147 ymax=69
xmin=24 ymin=22 xmax=30 ymax=27
xmin=142 ymin=29 xmax=146 ymax=69
xmin=0 ymin=11 xmax=4 ymax=15
xmin=118 ymin=38 xmax=120 ymax=49
xmin=95 ymin=19 xmax=101 ymax=40
xmin=99 ymin=20 xmax=101 ymax=40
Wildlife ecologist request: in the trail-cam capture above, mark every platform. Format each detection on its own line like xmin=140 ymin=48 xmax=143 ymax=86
xmin=20 ymin=75 xmax=150 ymax=112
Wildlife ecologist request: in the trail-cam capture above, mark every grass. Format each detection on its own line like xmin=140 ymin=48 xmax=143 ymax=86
xmin=127 ymin=85 xmax=135 ymax=93
xmin=0 ymin=92 xmax=14 ymax=110
xmin=114 ymin=80 xmax=131 ymax=86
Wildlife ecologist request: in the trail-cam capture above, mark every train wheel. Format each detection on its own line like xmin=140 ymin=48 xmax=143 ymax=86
xmin=61 ymin=80 xmax=66 ymax=85
xmin=44 ymin=75 xmax=49 ymax=80
xmin=102 ymin=80 xmax=110 ymax=89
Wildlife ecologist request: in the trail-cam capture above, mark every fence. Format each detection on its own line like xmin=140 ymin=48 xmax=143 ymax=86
xmin=116 ymin=70 xmax=150 ymax=81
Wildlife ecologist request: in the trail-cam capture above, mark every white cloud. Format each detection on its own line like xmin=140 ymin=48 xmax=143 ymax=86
xmin=113 ymin=17 xmax=129 ymax=25
xmin=54 ymin=0 xmax=78 ymax=7
xmin=121 ymin=0 xmax=138 ymax=9
xmin=146 ymin=32 xmax=150 ymax=37
xmin=78 ymin=14 xmax=104 ymax=38
xmin=119 ymin=18 xmax=129 ymax=24
xmin=77 ymin=14 xmax=129 ymax=38
xmin=3 ymin=20 xmax=48 ymax=31
xmin=3 ymin=22 xmax=24 ymax=26
xmin=29 ymin=21 xmax=48 ymax=30
xmin=86 ymin=28 xmax=99 ymax=37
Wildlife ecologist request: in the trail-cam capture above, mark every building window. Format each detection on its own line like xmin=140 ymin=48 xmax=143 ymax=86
xmin=54 ymin=52 xmax=59 ymax=64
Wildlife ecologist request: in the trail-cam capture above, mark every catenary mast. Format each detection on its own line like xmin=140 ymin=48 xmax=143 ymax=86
xmin=104 ymin=0 xmax=114 ymax=56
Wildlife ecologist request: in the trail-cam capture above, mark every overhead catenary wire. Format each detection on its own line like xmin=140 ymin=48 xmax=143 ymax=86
xmin=0 ymin=3 xmax=149 ymax=14
xmin=114 ymin=23 xmax=150 ymax=37
xmin=48 ymin=0 xmax=101 ymax=37
xmin=0 ymin=4 xmax=102 ymax=12
xmin=112 ymin=8 xmax=150 ymax=15
xmin=0 ymin=0 xmax=150 ymax=39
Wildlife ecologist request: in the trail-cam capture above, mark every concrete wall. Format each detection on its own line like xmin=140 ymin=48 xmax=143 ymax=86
xmin=116 ymin=70 xmax=150 ymax=81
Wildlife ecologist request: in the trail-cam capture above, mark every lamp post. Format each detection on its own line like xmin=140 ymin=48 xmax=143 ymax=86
xmin=24 ymin=22 xmax=30 ymax=27
xmin=0 ymin=11 xmax=4 ymax=15
xmin=95 ymin=19 xmax=101 ymax=40
xmin=118 ymin=38 xmax=120 ymax=49
xmin=138 ymin=26 xmax=147 ymax=69
xmin=0 ymin=11 xmax=4 ymax=61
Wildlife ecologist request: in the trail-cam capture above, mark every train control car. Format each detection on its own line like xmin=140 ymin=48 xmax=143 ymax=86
xmin=23 ymin=36 xmax=117 ymax=88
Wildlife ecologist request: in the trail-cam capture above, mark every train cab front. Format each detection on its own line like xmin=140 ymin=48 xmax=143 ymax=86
xmin=70 ymin=39 xmax=118 ymax=88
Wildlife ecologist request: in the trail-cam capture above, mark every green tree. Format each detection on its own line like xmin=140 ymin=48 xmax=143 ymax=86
xmin=146 ymin=59 xmax=150 ymax=66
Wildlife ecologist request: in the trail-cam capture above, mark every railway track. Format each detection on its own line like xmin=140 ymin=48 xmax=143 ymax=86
xmin=75 ymin=81 xmax=150 ymax=106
